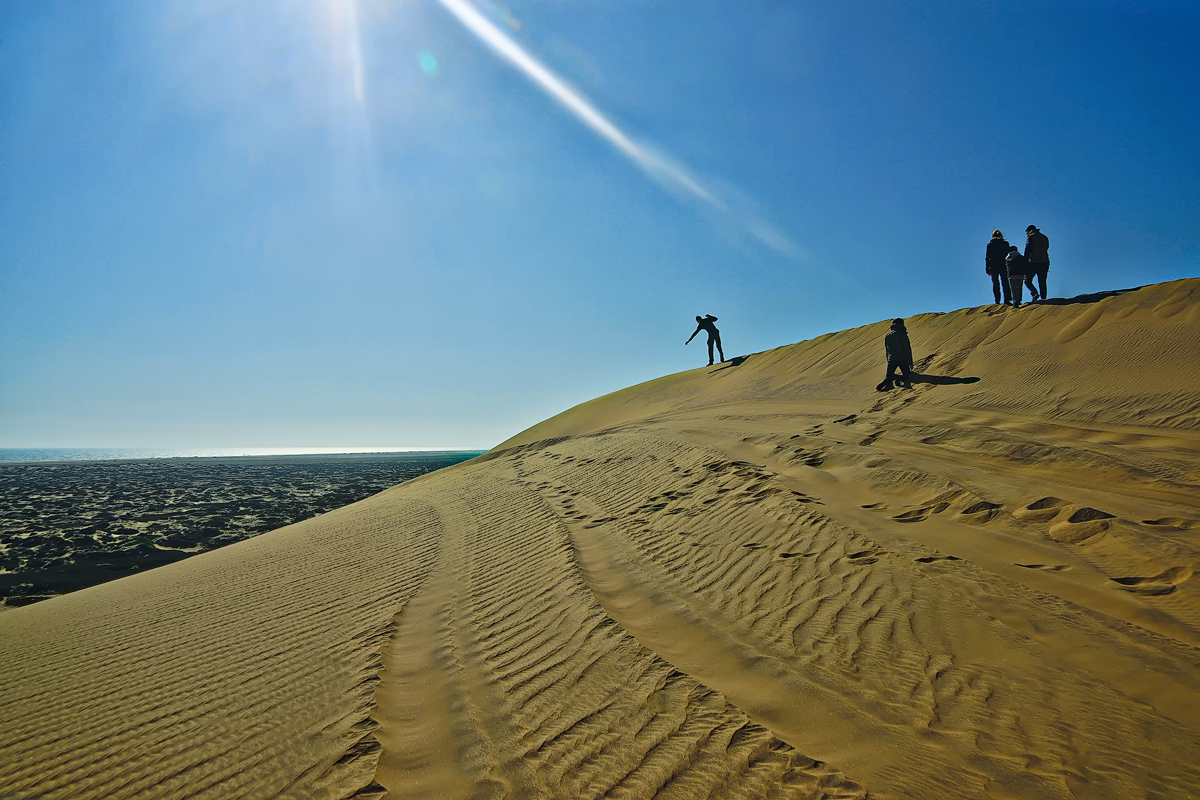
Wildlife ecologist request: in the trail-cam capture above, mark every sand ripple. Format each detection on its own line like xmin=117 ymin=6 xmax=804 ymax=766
xmin=3 ymin=280 xmax=1199 ymax=798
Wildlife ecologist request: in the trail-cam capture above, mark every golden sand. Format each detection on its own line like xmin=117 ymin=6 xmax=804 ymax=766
xmin=2 ymin=279 xmax=1199 ymax=799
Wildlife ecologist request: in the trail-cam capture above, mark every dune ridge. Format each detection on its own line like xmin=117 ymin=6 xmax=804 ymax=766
xmin=2 ymin=279 xmax=1199 ymax=799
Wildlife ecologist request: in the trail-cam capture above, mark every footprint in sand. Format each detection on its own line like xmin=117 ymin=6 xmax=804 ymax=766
xmin=957 ymin=500 xmax=1002 ymax=524
xmin=916 ymin=555 xmax=963 ymax=564
xmin=1143 ymin=517 xmax=1200 ymax=530
xmin=1015 ymin=563 xmax=1072 ymax=572
xmin=891 ymin=502 xmax=950 ymax=523
xmin=846 ymin=550 xmax=881 ymax=564
xmin=1013 ymin=497 xmax=1069 ymax=523
xmin=742 ymin=543 xmax=768 ymax=550
xmin=1109 ymin=566 xmax=1193 ymax=596
xmin=861 ymin=502 xmax=888 ymax=511
xmin=1048 ymin=507 xmax=1116 ymax=544
xmin=791 ymin=449 xmax=825 ymax=467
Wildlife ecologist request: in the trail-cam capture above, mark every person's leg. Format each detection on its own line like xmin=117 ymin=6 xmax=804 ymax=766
xmin=1008 ymin=276 xmax=1023 ymax=307
xmin=1000 ymin=272 xmax=1012 ymax=305
xmin=900 ymin=362 xmax=913 ymax=389
xmin=991 ymin=272 xmax=1003 ymax=304
xmin=1036 ymin=265 xmax=1048 ymax=300
xmin=706 ymin=337 xmax=714 ymax=365
xmin=1025 ymin=274 xmax=1039 ymax=301
xmin=714 ymin=333 xmax=724 ymax=362
xmin=881 ymin=361 xmax=898 ymax=389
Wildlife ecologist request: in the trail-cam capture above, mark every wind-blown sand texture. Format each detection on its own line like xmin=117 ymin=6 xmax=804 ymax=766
xmin=2 ymin=279 xmax=1199 ymax=799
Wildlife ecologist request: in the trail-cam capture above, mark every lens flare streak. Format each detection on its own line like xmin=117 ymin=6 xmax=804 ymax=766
xmin=437 ymin=0 xmax=801 ymax=258
xmin=437 ymin=0 xmax=716 ymax=203
xmin=331 ymin=0 xmax=366 ymax=103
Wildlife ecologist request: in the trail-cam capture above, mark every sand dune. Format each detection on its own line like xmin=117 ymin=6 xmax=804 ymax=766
xmin=3 ymin=279 xmax=1200 ymax=799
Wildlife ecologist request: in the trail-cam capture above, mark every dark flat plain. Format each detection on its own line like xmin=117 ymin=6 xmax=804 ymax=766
xmin=0 ymin=451 xmax=482 ymax=607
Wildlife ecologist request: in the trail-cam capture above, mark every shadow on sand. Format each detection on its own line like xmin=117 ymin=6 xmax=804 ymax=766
xmin=1031 ymin=286 xmax=1142 ymax=307
xmin=709 ymin=355 xmax=750 ymax=373
xmin=911 ymin=373 xmax=981 ymax=386
xmin=878 ymin=373 xmax=981 ymax=391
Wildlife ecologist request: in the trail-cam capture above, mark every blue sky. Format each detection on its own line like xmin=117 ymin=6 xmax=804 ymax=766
xmin=1 ymin=0 xmax=1197 ymax=450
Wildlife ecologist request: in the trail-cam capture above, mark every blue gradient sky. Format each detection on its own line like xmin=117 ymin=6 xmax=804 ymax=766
xmin=2 ymin=0 xmax=1197 ymax=450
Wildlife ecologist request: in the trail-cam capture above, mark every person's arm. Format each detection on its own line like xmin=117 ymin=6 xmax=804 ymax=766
xmin=685 ymin=324 xmax=702 ymax=344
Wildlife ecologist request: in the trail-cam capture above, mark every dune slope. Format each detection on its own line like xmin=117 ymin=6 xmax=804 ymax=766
xmin=3 ymin=279 xmax=1200 ymax=799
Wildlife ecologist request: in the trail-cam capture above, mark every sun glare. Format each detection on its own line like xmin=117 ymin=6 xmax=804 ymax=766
xmin=329 ymin=0 xmax=366 ymax=104
xmin=435 ymin=0 xmax=801 ymax=259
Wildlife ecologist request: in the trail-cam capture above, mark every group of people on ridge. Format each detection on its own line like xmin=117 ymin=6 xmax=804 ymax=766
xmin=684 ymin=224 xmax=1052 ymax=391
xmin=987 ymin=225 xmax=1050 ymax=308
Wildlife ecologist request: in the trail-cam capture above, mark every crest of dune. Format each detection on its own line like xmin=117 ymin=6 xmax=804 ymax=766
xmin=3 ymin=279 xmax=1200 ymax=799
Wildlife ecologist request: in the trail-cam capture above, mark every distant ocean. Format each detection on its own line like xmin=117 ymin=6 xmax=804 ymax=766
xmin=0 ymin=447 xmax=477 ymax=464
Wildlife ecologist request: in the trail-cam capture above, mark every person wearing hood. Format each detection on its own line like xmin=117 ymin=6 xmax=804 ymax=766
xmin=985 ymin=229 xmax=1011 ymax=305
xmin=877 ymin=318 xmax=914 ymax=391
xmin=1024 ymin=225 xmax=1050 ymax=301
xmin=1005 ymin=246 xmax=1030 ymax=308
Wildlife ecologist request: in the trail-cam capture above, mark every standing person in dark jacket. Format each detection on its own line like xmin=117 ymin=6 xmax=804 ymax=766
xmin=1024 ymin=225 xmax=1050 ymax=301
xmin=685 ymin=314 xmax=724 ymax=366
xmin=1005 ymin=246 xmax=1030 ymax=308
xmin=985 ymin=230 xmax=1011 ymax=305
xmin=877 ymin=318 xmax=914 ymax=391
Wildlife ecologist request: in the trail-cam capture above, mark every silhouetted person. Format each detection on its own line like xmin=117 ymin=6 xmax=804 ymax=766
xmin=878 ymin=318 xmax=913 ymax=390
xmin=985 ymin=229 xmax=1011 ymax=305
xmin=1024 ymin=224 xmax=1050 ymax=300
xmin=686 ymin=314 xmax=724 ymax=366
xmin=1005 ymin=246 xmax=1029 ymax=308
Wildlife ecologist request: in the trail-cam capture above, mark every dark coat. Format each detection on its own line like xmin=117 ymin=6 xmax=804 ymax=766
xmin=1006 ymin=250 xmax=1029 ymax=278
xmin=1025 ymin=230 xmax=1050 ymax=265
xmin=885 ymin=327 xmax=913 ymax=365
xmin=985 ymin=237 xmax=1010 ymax=275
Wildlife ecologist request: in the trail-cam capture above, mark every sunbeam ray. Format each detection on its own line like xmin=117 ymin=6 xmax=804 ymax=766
xmin=436 ymin=0 xmax=802 ymax=259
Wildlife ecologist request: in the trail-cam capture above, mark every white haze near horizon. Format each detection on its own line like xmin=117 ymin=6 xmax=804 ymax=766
xmin=0 ymin=447 xmax=485 ymax=464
